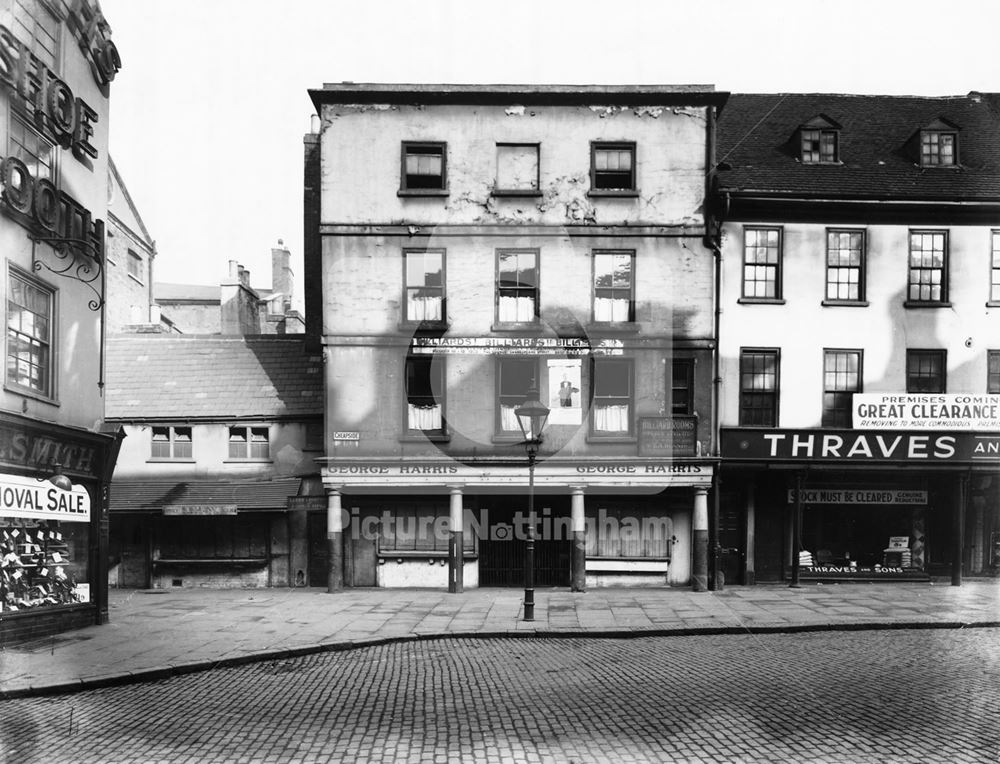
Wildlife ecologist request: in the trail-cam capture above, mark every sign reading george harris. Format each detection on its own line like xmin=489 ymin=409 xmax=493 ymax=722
xmin=721 ymin=428 xmax=1000 ymax=464
xmin=854 ymin=394 xmax=1000 ymax=431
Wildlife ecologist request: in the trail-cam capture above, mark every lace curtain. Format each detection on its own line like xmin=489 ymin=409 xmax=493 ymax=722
xmin=407 ymin=404 xmax=442 ymax=431
xmin=594 ymin=297 xmax=630 ymax=322
xmin=407 ymin=294 xmax=442 ymax=322
xmin=498 ymin=296 xmax=535 ymax=322
xmin=593 ymin=404 xmax=630 ymax=433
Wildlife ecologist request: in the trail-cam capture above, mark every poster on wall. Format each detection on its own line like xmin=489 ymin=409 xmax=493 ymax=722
xmin=547 ymin=359 xmax=581 ymax=425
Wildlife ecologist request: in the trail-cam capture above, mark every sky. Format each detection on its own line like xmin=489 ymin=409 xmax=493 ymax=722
xmin=98 ymin=0 xmax=1000 ymax=307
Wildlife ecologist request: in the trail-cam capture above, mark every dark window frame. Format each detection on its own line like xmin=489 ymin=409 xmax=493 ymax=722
xmin=906 ymin=230 xmax=949 ymax=306
xmin=989 ymin=230 xmax=1000 ymax=306
xmin=151 ymin=425 xmax=193 ymax=460
xmin=589 ymin=141 xmax=637 ymax=196
xmin=671 ymin=358 xmax=695 ymax=416
xmin=495 ymin=248 xmax=540 ymax=325
xmin=821 ymin=349 xmax=863 ymax=428
xmin=495 ymin=356 xmax=539 ymax=436
xmin=906 ymin=349 xmax=947 ymax=394
xmin=919 ymin=130 xmax=959 ymax=167
xmin=592 ymin=250 xmax=636 ymax=323
xmin=227 ymin=425 xmax=271 ymax=461
xmin=403 ymin=354 xmax=447 ymax=438
xmin=824 ymin=228 xmax=866 ymax=304
xmin=739 ymin=348 xmax=780 ymax=427
xmin=988 ymin=350 xmax=1000 ymax=394
xmin=127 ymin=249 xmax=144 ymax=282
xmin=800 ymin=128 xmax=839 ymax=164
xmin=399 ymin=141 xmax=448 ymax=195
xmin=589 ymin=357 xmax=635 ymax=438
xmin=402 ymin=248 xmax=447 ymax=325
xmin=740 ymin=226 xmax=783 ymax=302
xmin=6 ymin=267 xmax=56 ymax=400
xmin=494 ymin=142 xmax=541 ymax=196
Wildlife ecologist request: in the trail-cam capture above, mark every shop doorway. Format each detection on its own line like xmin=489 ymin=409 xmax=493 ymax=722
xmin=478 ymin=500 xmax=571 ymax=587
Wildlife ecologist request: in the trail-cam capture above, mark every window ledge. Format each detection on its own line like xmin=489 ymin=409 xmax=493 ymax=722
xmin=492 ymin=189 xmax=542 ymax=198
xmin=986 ymin=301 xmax=1000 ymax=308
xmin=223 ymin=459 xmax=273 ymax=464
xmin=398 ymin=321 xmax=449 ymax=334
xmin=587 ymin=189 xmax=639 ymax=198
xmin=398 ymin=188 xmax=449 ymax=198
xmin=821 ymin=300 xmax=869 ymax=308
xmin=738 ymin=298 xmax=786 ymax=305
xmin=492 ymin=434 xmax=528 ymax=444
xmin=586 ymin=435 xmax=637 ymax=444
xmin=377 ymin=550 xmax=478 ymax=560
xmin=147 ymin=458 xmax=196 ymax=464
xmin=903 ymin=301 xmax=952 ymax=309
xmin=586 ymin=322 xmax=639 ymax=334
xmin=491 ymin=322 xmax=543 ymax=333
xmin=4 ymin=385 xmax=58 ymax=407
xmin=400 ymin=434 xmax=451 ymax=443
xmin=127 ymin=273 xmax=145 ymax=286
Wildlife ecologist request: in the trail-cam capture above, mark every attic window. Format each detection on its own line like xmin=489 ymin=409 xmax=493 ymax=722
xmin=920 ymin=130 xmax=957 ymax=166
xmin=801 ymin=129 xmax=837 ymax=163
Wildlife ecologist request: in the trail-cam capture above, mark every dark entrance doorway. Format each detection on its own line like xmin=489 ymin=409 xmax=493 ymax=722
xmin=477 ymin=499 xmax=571 ymax=587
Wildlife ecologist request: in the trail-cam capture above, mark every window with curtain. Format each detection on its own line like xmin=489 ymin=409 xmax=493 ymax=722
xmin=404 ymin=249 xmax=445 ymax=322
xmin=591 ymin=359 xmax=633 ymax=435
xmin=497 ymin=357 xmax=537 ymax=434
xmin=405 ymin=356 xmax=445 ymax=434
xmin=151 ymin=426 xmax=193 ymax=459
xmin=593 ymin=251 xmax=634 ymax=322
xmin=228 ymin=426 xmax=270 ymax=459
xmin=497 ymin=250 xmax=538 ymax=322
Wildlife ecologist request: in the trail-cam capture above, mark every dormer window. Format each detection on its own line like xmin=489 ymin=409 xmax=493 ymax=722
xmin=798 ymin=116 xmax=840 ymax=164
xmin=917 ymin=119 xmax=959 ymax=167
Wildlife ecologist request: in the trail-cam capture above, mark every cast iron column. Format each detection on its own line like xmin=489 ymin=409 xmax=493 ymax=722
xmin=692 ymin=487 xmax=709 ymax=591
xmin=524 ymin=449 xmax=536 ymax=621
xmin=448 ymin=486 xmax=464 ymax=594
xmin=790 ymin=473 xmax=802 ymax=588
xmin=326 ymin=488 xmax=344 ymax=592
xmin=570 ymin=486 xmax=586 ymax=592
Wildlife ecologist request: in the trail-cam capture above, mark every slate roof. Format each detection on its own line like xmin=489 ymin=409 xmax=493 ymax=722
xmin=715 ymin=93 xmax=1000 ymax=200
xmin=105 ymin=335 xmax=324 ymax=420
xmin=109 ymin=478 xmax=302 ymax=513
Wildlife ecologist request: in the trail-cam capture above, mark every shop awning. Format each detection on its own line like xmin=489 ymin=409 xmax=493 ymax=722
xmin=109 ymin=478 xmax=305 ymax=513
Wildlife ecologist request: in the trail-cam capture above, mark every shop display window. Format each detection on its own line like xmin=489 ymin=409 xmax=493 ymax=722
xmin=1 ymin=517 xmax=89 ymax=612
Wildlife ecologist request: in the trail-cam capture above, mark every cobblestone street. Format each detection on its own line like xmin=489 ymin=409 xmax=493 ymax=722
xmin=3 ymin=627 xmax=998 ymax=763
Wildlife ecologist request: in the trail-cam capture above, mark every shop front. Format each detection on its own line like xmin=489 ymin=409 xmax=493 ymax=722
xmin=318 ymin=457 xmax=714 ymax=589
xmin=0 ymin=414 xmax=121 ymax=643
xmin=720 ymin=428 xmax=1000 ymax=584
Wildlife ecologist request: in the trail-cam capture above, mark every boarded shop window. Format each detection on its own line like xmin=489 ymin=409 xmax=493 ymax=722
xmin=495 ymin=143 xmax=539 ymax=194
xmin=826 ymin=229 xmax=865 ymax=301
xmin=378 ymin=503 xmax=474 ymax=555
xmin=591 ymin=358 xmax=633 ymax=436
xmin=7 ymin=270 xmax=54 ymax=398
xmin=585 ymin=505 xmax=673 ymax=559
xmin=822 ymin=350 xmax=862 ymax=428
xmin=906 ymin=349 xmax=946 ymax=393
xmin=404 ymin=249 xmax=445 ymax=322
xmin=405 ymin=356 xmax=445 ymax=434
xmin=228 ymin=427 xmax=270 ymax=460
xmin=590 ymin=142 xmax=636 ymax=192
xmin=739 ymin=348 xmax=779 ymax=426
xmin=497 ymin=357 xmax=537 ymax=434
xmin=151 ymin=426 xmax=193 ymax=460
xmin=497 ymin=250 xmax=538 ymax=322
xmin=400 ymin=142 xmax=446 ymax=192
xmin=907 ymin=231 xmax=948 ymax=303
xmin=593 ymin=251 xmax=634 ymax=322
xmin=742 ymin=227 xmax=782 ymax=299
xmin=159 ymin=516 xmax=268 ymax=560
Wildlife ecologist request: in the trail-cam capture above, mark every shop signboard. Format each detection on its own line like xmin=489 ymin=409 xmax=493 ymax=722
xmin=410 ymin=337 xmax=624 ymax=356
xmin=722 ymin=428 xmax=1000 ymax=464
xmin=639 ymin=417 xmax=698 ymax=456
xmin=853 ymin=394 xmax=1000 ymax=431
xmin=0 ymin=472 xmax=91 ymax=522
xmin=163 ymin=504 xmax=238 ymax=516
xmin=786 ymin=489 xmax=927 ymax=505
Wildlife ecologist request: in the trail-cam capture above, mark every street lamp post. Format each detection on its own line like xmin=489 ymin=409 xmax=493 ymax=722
xmin=514 ymin=386 xmax=550 ymax=623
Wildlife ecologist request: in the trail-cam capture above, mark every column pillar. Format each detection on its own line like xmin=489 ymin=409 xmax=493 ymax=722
xmin=326 ymin=488 xmax=344 ymax=592
xmin=449 ymin=486 xmax=464 ymax=594
xmin=693 ymin=487 xmax=709 ymax=592
xmin=952 ymin=474 xmax=966 ymax=586
xmin=570 ymin=486 xmax=586 ymax=592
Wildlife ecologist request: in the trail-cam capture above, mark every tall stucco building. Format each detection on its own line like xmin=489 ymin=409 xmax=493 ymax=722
xmin=0 ymin=0 xmax=122 ymax=640
xmin=714 ymin=93 xmax=1000 ymax=585
xmin=306 ymin=84 xmax=728 ymax=591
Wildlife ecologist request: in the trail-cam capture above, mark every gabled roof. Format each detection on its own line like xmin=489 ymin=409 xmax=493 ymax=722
xmin=108 ymin=157 xmax=155 ymax=248
xmin=715 ymin=93 xmax=1000 ymax=200
xmin=105 ymin=335 xmax=324 ymax=420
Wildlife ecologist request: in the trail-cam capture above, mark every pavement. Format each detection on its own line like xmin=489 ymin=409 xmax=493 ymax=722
xmin=1 ymin=580 xmax=998 ymax=699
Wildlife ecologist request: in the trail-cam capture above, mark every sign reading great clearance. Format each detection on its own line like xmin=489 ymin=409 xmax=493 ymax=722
xmin=0 ymin=472 xmax=90 ymax=522
xmin=722 ymin=428 xmax=1000 ymax=463
xmin=854 ymin=394 xmax=1000 ymax=431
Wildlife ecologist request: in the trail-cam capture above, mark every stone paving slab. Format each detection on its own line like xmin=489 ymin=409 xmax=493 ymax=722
xmin=0 ymin=580 xmax=997 ymax=698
